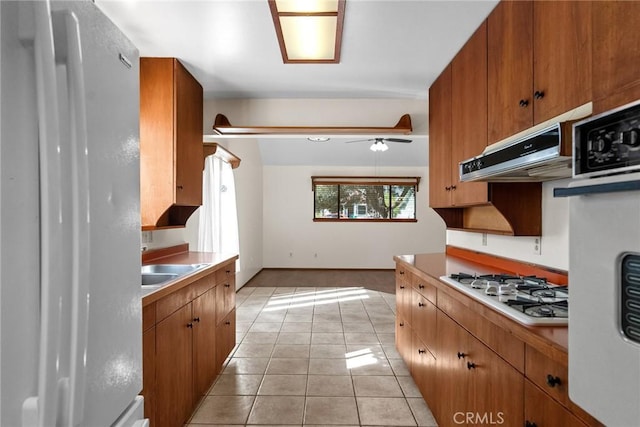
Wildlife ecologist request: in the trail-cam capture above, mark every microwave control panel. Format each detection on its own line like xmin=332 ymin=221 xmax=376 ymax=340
xmin=574 ymin=100 xmax=640 ymax=178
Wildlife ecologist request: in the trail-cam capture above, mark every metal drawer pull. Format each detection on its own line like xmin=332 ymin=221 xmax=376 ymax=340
xmin=457 ymin=352 xmax=466 ymax=359
xmin=546 ymin=374 xmax=562 ymax=387
xmin=467 ymin=362 xmax=476 ymax=370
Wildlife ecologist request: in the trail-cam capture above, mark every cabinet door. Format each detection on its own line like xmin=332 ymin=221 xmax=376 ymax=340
xmin=140 ymin=58 xmax=175 ymax=227
xmin=216 ymin=263 xmax=236 ymax=322
xmin=592 ymin=1 xmax=640 ymax=114
xmin=411 ymin=290 xmax=437 ymax=354
xmin=193 ymin=287 xmax=217 ymax=399
xmin=451 ymin=21 xmax=489 ymax=206
xmin=156 ymin=304 xmax=193 ymax=427
xmin=412 ymin=332 xmax=437 ymax=418
xmin=467 ymin=332 xmax=524 ymax=426
xmin=395 ymin=267 xmax=411 ymax=324
xmin=142 ymin=327 xmax=156 ymax=425
xmin=216 ymin=309 xmax=236 ymax=369
xmin=428 ymin=65 xmax=453 ymax=208
xmin=174 ymin=59 xmax=203 ymax=206
xmin=395 ymin=315 xmax=412 ymax=369
xmin=524 ymin=380 xmax=588 ymax=427
xmin=488 ymin=0 xmax=534 ymax=143
xmin=533 ymin=1 xmax=591 ymax=123
xmin=436 ymin=310 xmax=470 ymax=426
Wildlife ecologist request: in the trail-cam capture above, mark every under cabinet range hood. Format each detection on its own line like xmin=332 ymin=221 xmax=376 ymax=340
xmin=459 ymin=123 xmax=572 ymax=182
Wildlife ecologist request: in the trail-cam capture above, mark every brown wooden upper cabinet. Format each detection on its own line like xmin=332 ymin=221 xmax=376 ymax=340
xmin=487 ymin=0 xmax=592 ymax=144
xmin=428 ymin=65 xmax=453 ymax=208
xmin=429 ymin=23 xmax=488 ymax=209
xmin=592 ymin=1 xmax=640 ymax=115
xmin=140 ymin=57 xmax=204 ymax=229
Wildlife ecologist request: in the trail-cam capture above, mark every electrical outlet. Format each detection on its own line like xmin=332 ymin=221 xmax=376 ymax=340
xmin=314 ymin=253 xmax=318 ymax=258
xmin=482 ymin=233 xmax=487 ymax=246
xmin=289 ymin=252 xmax=293 ymax=258
xmin=534 ymin=237 xmax=542 ymax=255
xmin=141 ymin=231 xmax=153 ymax=244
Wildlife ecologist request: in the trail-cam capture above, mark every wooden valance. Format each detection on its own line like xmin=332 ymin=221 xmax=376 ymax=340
xmin=203 ymin=143 xmax=241 ymax=169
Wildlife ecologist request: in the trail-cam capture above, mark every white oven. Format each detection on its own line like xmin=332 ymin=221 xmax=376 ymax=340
xmin=555 ymin=99 xmax=640 ymax=426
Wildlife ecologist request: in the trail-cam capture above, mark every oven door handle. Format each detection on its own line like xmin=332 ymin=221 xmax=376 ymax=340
xmin=554 ymin=179 xmax=640 ymax=197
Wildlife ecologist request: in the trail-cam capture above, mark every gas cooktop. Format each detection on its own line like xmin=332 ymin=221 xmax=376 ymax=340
xmin=439 ymin=273 xmax=568 ymax=326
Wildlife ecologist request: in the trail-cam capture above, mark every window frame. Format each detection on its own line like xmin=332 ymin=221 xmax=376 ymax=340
xmin=311 ymin=176 xmax=420 ymax=223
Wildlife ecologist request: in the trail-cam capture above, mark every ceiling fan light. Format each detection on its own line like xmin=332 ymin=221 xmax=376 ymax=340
xmin=369 ymin=141 xmax=389 ymax=152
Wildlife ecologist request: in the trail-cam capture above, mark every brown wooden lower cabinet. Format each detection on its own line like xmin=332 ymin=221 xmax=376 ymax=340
xmin=395 ymin=262 xmax=601 ymax=427
xmin=142 ymin=327 xmax=156 ymax=423
xmin=142 ymin=264 xmax=237 ymax=427
xmin=524 ymin=380 xmax=587 ymax=427
xmin=156 ymin=303 xmax=193 ymax=427
xmin=396 ymin=315 xmax=412 ymax=365
xmin=216 ymin=308 xmax=236 ymax=369
xmin=193 ymin=287 xmax=217 ymax=398
xmin=411 ymin=332 xmax=437 ymax=416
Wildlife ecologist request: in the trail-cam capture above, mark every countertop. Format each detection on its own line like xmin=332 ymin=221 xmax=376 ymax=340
xmin=141 ymin=251 xmax=238 ymax=306
xmin=394 ymin=252 xmax=569 ymax=363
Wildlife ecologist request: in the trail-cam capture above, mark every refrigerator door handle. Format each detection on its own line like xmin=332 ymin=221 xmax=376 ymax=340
xmin=51 ymin=9 xmax=92 ymax=427
xmin=18 ymin=1 xmax=66 ymax=426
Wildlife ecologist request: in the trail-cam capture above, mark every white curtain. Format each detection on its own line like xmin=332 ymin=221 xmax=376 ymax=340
xmin=198 ymin=155 xmax=240 ymax=270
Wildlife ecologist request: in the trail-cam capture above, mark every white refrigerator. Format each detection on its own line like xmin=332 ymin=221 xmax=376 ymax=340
xmin=1 ymin=1 xmax=146 ymax=426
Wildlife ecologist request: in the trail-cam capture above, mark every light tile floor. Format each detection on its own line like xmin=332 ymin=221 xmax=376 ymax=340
xmin=187 ymin=286 xmax=438 ymax=426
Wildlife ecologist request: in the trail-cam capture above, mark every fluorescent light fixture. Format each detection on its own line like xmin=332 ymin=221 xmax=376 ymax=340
xmin=370 ymin=141 xmax=389 ymax=152
xmin=268 ymin=0 xmax=345 ymax=63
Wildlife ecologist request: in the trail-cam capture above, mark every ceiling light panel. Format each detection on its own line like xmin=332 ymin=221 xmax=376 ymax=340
xmin=280 ymin=16 xmax=337 ymax=60
xmin=275 ymin=0 xmax=339 ymax=13
xmin=269 ymin=0 xmax=345 ymax=63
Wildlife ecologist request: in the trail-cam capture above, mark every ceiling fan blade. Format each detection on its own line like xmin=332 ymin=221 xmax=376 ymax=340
xmin=384 ymin=138 xmax=412 ymax=143
xmin=344 ymin=139 xmax=373 ymax=144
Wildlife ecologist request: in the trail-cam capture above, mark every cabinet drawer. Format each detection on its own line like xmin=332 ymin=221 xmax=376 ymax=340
xmin=396 ymin=265 xmax=409 ymax=283
xmin=216 ymin=262 xmax=236 ymax=285
xmin=525 ymin=344 xmax=569 ymax=407
xmin=411 ymin=332 xmax=437 ymax=412
xmin=524 ymin=380 xmax=587 ymax=427
xmin=411 ymin=290 xmax=437 ymax=353
xmin=438 ymin=290 xmax=524 ymax=372
xmin=412 ymin=273 xmax=436 ymax=304
xmin=216 ymin=309 xmax=236 ymax=369
xmin=143 ymin=302 xmax=156 ymax=331
xmin=395 ymin=315 xmax=412 ymax=368
xmin=191 ymin=273 xmax=216 ymax=297
xmin=156 ymin=285 xmax=197 ymax=323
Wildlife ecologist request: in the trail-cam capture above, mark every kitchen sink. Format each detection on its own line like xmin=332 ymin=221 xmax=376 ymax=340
xmin=141 ymin=273 xmax=178 ymax=286
xmin=141 ymin=263 xmax=208 ymax=275
xmin=141 ymin=264 xmax=209 ymax=295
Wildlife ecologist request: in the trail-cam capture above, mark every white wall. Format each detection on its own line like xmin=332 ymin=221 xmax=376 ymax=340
xmin=143 ymin=99 xmax=265 ymax=289
xmin=262 ymin=165 xmax=445 ymax=269
xmin=446 ymin=179 xmax=570 ymax=270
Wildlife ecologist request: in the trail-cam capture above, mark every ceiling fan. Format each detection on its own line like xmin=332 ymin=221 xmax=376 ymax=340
xmin=345 ymin=137 xmax=412 ymax=152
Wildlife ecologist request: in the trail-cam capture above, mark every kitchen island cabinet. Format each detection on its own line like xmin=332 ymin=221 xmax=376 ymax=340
xmin=395 ymin=249 xmax=603 ymax=427
xmin=141 ymin=249 xmax=238 ymax=427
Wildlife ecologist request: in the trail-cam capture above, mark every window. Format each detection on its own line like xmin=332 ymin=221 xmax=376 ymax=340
xmin=312 ymin=176 xmax=419 ymax=222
